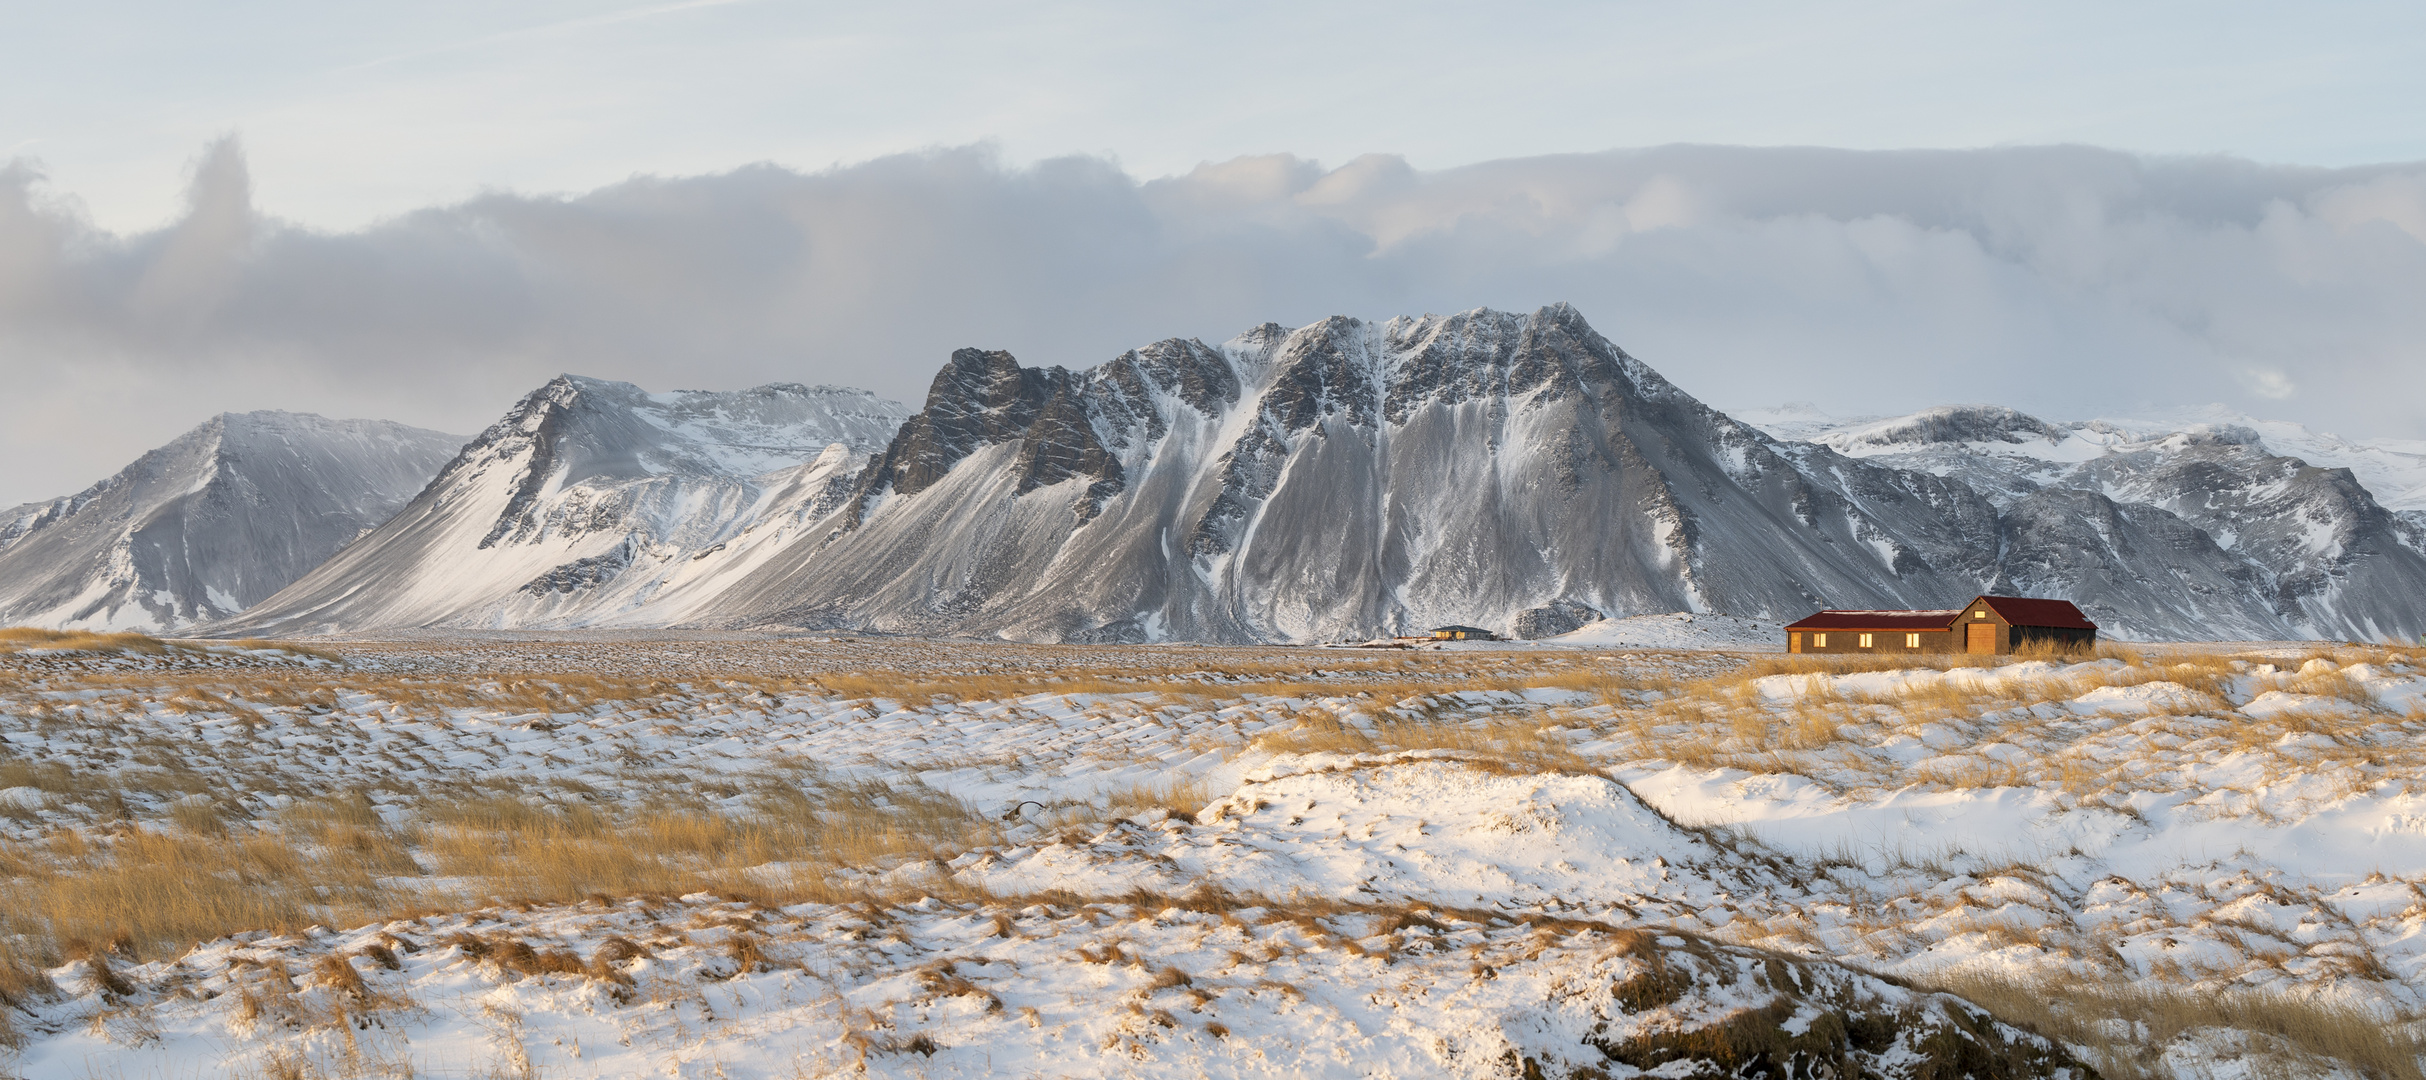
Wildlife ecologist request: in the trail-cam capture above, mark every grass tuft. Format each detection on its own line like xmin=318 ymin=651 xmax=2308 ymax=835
xmin=1928 ymin=968 xmax=2425 ymax=1080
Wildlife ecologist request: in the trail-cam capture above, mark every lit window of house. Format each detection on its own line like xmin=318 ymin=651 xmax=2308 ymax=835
xmin=1814 ymin=633 xmax=1827 ymax=647
xmin=1858 ymin=633 xmax=1873 ymax=648
xmin=1906 ymin=633 xmax=1920 ymax=648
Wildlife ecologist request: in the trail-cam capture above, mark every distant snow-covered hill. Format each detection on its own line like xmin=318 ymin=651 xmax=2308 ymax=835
xmin=1753 ymin=403 xmax=2426 ymax=641
xmin=0 ymin=412 xmax=465 ymax=631
xmin=210 ymin=378 xmax=912 ymax=633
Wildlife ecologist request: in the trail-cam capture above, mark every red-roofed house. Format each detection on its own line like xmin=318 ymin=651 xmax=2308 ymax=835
xmin=1784 ymin=596 xmax=2097 ymax=655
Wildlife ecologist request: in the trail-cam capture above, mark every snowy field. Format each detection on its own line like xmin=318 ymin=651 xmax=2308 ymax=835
xmin=3 ymin=629 xmax=2425 ymax=1078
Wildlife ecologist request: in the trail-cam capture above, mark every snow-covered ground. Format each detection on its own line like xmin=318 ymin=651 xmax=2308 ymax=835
xmin=1539 ymin=612 xmax=1781 ymax=651
xmin=2 ymin=636 xmax=2421 ymax=1077
xmin=11 ymin=886 xmax=2082 ymax=1079
xmin=1327 ymin=613 xmax=1781 ymax=652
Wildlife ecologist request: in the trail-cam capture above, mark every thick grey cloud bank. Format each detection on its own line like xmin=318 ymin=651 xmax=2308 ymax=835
xmin=5 ymin=140 xmax=2426 ymax=505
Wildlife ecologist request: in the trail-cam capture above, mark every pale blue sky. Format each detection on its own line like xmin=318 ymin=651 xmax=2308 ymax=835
xmin=6 ymin=0 xmax=2423 ymax=230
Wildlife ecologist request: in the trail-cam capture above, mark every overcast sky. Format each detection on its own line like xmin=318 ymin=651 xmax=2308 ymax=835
xmin=4 ymin=1 xmax=2425 ymax=504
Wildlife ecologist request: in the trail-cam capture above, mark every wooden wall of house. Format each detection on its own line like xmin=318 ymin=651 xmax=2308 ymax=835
xmin=1786 ymin=617 xmax=2097 ymax=655
xmin=1954 ymin=603 xmax=2007 ymax=654
xmin=1787 ymin=629 xmax=1957 ymax=654
xmin=1955 ymin=602 xmax=2097 ymax=654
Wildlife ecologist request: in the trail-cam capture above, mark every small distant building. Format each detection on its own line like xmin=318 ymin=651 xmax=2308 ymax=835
xmin=1784 ymin=595 xmax=2096 ymax=655
xmin=1430 ymin=625 xmax=1499 ymax=641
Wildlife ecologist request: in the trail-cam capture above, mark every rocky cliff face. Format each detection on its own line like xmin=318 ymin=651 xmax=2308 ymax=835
xmin=0 ymin=412 xmax=465 ymax=631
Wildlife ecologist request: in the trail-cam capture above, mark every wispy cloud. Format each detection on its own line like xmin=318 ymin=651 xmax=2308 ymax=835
xmin=3 ymin=140 xmax=2424 ymax=505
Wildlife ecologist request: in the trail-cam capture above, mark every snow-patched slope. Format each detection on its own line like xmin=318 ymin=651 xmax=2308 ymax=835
xmin=10 ymin=890 xmax=2083 ymax=1080
xmin=958 ymin=757 xmax=1756 ymax=908
xmin=211 ymin=379 xmax=909 ymax=632
xmin=1761 ymin=401 xmax=2426 ymax=506
xmin=0 ymin=412 xmax=463 ymax=631
xmin=1635 ymin=656 xmax=2426 ymax=885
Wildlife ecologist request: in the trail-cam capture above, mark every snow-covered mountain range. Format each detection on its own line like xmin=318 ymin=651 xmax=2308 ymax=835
xmin=217 ymin=305 xmax=2426 ymax=642
xmin=12 ymin=306 xmax=2421 ymax=643
xmin=0 ymin=412 xmax=465 ymax=631
xmin=699 ymin=306 xmax=2426 ymax=642
xmin=1745 ymin=402 xmax=2426 ymax=514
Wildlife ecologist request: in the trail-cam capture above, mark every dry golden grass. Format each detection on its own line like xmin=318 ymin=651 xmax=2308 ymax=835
xmin=0 ymin=627 xmax=168 ymax=655
xmin=0 ymin=933 xmax=44 ymax=1048
xmin=0 ymin=760 xmax=79 ymax=795
xmin=416 ymin=783 xmax=1000 ymax=906
xmin=1928 ymin=967 xmax=2426 ymax=1080
xmin=725 ymin=649 xmax=1718 ymax=711
xmin=1106 ymin=778 xmax=1215 ymax=819
xmin=0 ymin=828 xmax=383 ymax=962
xmin=427 ymin=808 xmax=767 ymax=901
xmin=1721 ymin=638 xmax=2101 ymax=685
xmin=1518 ymin=665 xmax=1653 ymax=706
xmin=33 ymin=669 xmax=696 ymax=719
xmin=1247 ymin=708 xmax=1593 ymax=774
xmin=0 ymin=771 xmax=1004 ymax=976
xmin=137 ymin=657 xmax=1502 ymax=720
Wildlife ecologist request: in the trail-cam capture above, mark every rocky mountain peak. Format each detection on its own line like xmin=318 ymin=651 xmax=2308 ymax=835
xmin=1224 ymin=322 xmax=1295 ymax=369
xmin=1260 ymin=316 xmax=1382 ymax=431
xmin=862 ymin=348 xmax=1066 ymax=499
xmin=1098 ymin=338 xmax=1240 ymax=418
xmin=1377 ymin=304 xmax=1644 ymax=422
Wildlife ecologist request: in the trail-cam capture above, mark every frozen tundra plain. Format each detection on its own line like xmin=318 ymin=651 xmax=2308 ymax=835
xmin=5 ymin=632 xmax=2426 ymax=1077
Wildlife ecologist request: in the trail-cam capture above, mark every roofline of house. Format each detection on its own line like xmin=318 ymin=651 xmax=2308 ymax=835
xmin=1786 ymin=594 xmax=2098 ymax=632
